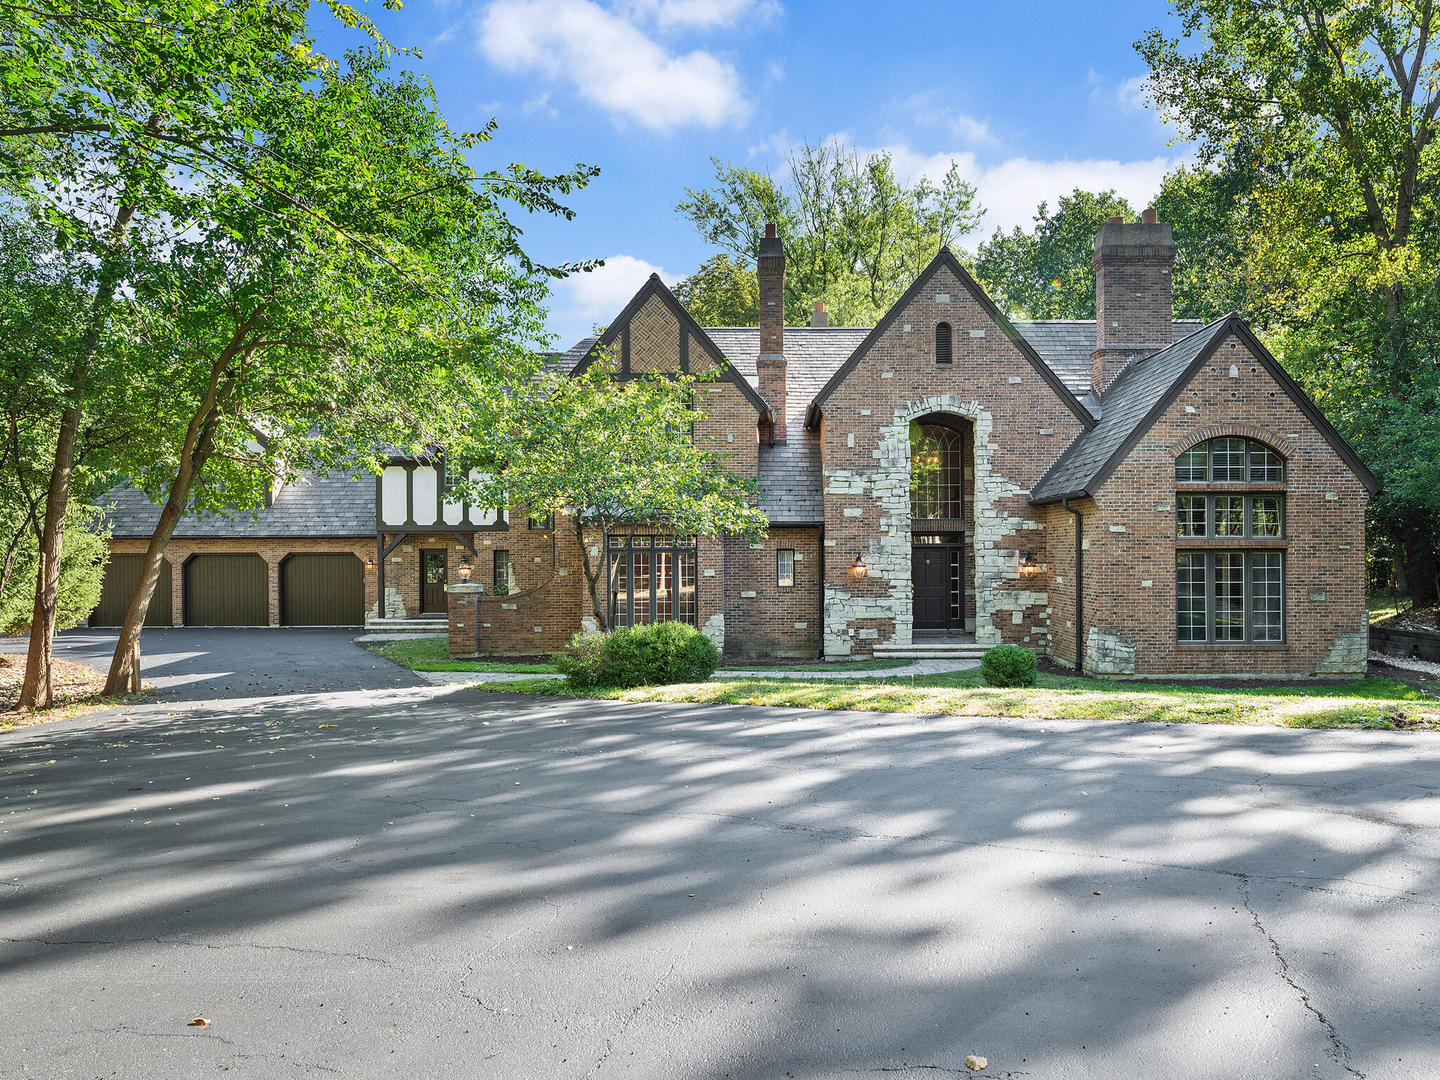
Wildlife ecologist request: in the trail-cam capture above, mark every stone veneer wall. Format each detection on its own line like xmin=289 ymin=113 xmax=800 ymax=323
xmin=1081 ymin=330 xmax=1371 ymax=677
xmin=817 ymin=261 xmax=1087 ymax=657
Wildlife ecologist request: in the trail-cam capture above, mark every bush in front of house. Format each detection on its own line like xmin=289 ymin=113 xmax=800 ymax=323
xmin=554 ymin=622 xmax=720 ymax=689
xmin=553 ymin=630 xmax=610 ymax=688
xmin=980 ymin=644 xmax=1038 ymax=688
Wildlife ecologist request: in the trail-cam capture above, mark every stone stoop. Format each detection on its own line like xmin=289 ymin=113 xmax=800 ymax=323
xmin=871 ymin=641 xmax=989 ymax=661
xmin=364 ymin=615 xmax=448 ymax=634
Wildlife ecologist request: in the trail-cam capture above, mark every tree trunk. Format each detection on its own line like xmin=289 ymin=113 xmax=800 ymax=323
xmin=18 ymin=198 xmax=137 ymax=708
xmin=101 ymin=480 xmax=194 ymax=696
xmin=103 ymin=346 xmax=242 ymax=695
xmin=17 ymin=409 xmax=79 ymax=709
xmin=1398 ymin=522 xmax=1439 ymax=606
xmin=575 ymin=517 xmax=608 ymax=630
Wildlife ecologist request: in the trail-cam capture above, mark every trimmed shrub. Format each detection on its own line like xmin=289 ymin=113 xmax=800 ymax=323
xmin=980 ymin=644 xmax=1037 ymax=688
xmin=600 ymin=621 xmax=720 ymax=687
xmin=554 ymin=622 xmax=720 ymax=689
xmin=553 ymin=630 xmax=608 ymax=688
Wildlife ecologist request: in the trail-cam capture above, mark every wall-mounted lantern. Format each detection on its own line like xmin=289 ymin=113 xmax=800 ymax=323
xmin=457 ymin=556 xmax=473 ymax=583
xmin=1019 ymin=551 xmax=1039 ymax=575
xmin=365 ymin=557 xmax=376 ymax=573
xmin=851 ymin=553 xmax=869 ymax=578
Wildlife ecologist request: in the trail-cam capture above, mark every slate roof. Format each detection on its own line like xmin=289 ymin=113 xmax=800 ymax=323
xmin=100 ymin=470 xmax=377 ymax=539
xmin=705 ymin=327 xmax=866 ymax=525
xmin=106 ymin=311 xmax=1260 ymax=538
xmin=1013 ymin=319 xmax=1205 ymax=398
xmin=1029 ymin=316 xmax=1235 ymax=504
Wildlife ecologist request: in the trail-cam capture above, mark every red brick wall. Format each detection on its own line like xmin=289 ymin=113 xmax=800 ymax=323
xmin=722 ymin=527 xmax=822 ymax=658
xmin=1083 ymin=331 xmax=1370 ymax=676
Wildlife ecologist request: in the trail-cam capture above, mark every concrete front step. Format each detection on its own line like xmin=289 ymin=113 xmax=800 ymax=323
xmin=365 ymin=617 xmax=448 ymax=633
xmin=874 ymin=650 xmax=989 ymax=660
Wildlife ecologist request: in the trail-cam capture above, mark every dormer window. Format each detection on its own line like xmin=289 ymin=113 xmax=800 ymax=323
xmin=935 ymin=321 xmax=953 ymax=364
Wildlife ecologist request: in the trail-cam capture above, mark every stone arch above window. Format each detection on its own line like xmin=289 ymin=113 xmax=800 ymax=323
xmin=935 ymin=321 xmax=953 ymax=364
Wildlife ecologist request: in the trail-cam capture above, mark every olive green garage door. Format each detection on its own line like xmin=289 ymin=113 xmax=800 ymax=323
xmin=183 ymin=553 xmax=268 ymax=626
xmin=280 ymin=553 xmax=363 ymax=626
xmin=92 ymin=555 xmax=173 ymax=627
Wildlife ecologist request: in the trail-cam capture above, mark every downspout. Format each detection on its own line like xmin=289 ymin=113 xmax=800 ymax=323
xmin=817 ymin=522 xmax=826 ymax=660
xmin=1062 ymin=497 xmax=1084 ymax=673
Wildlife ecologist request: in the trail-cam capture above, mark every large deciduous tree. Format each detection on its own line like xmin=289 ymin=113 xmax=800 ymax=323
xmin=1139 ymin=0 xmax=1440 ymax=600
xmin=973 ymin=189 xmax=1137 ymax=319
xmin=676 ymin=138 xmax=982 ymax=327
xmin=0 ymin=1 xmax=598 ymax=704
xmin=460 ymin=359 xmax=768 ymax=630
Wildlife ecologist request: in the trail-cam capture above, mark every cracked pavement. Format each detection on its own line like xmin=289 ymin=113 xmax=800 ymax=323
xmin=2 ymin=629 xmax=1439 ymax=1077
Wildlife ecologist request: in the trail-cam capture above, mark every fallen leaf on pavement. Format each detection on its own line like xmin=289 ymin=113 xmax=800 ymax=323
xmin=189 ymin=1017 xmax=210 ymax=1027
xmin=965 ymin=1054 xmax=987 ymax=1071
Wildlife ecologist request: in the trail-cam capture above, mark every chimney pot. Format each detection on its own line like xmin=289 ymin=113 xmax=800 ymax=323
xmin=810 ymin=300 xmax=829 ymax=328
xmin=1141 ymin=206 xmax=1158 ymax=224
xmin=765 ymin=222 xmax=777 ymax=239
xmin=1108 ymin=216 xmax=1124 ymax=225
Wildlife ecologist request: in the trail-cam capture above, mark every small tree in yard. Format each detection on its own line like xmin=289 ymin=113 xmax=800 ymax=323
xmin=461 ymin=358 xmax=769 ymax=630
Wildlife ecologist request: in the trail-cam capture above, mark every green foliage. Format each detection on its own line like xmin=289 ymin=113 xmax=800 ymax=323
xmin=555 ymin=623 xmax=721 ymax=689
xmin=973 ymin=189 xmax=1135 ymax=319
xmin=676 ymin=138 xmax=982 ymax=326
xmin=553 ymin=630 xmax=612 ymax=689
xmin=674 ymin=254 xmax=759 ymax=326
xmin=0 ymin=1 xmax=599 ymax=695
xmin=979 ymin=644 xmax=1038 ymax=688
xmin=0 ymin=502 xmax=107 ymax=634
xmin=1138 ymin=0 xmax=1440 ymax=595
xmin=459 ymin=354 xmax=768 ymax=628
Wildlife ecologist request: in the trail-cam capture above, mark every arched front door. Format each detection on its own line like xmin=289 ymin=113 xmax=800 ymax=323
xmin=910 ymin=420 xmax=970 ymax=632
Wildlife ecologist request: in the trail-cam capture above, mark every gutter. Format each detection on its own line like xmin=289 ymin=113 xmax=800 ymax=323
xmin=1062 ymin=497 xmax=1084 ymax=673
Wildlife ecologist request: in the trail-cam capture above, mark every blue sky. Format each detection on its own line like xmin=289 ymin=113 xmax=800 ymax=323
xmin=318 ymin=0 xmax=1192 ymax=346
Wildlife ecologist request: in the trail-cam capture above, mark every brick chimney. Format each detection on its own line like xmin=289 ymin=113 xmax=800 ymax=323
xmin=810 ymin=300 xmax=829 ymax=327
xmin=1091 ymin=208 xmax=1175 ymax=396
xmin=756 ymin=222 xmax=787 ymax=439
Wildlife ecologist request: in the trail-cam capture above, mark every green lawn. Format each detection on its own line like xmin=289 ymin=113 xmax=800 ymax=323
xmin=366 ymin=636 xmax=557 ymax=674
xmin=476 ymin=668 xmax=1440 ymax=730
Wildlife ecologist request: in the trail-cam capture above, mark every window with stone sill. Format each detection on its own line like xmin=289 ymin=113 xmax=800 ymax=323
xmin=1177 ymin=550 xmax=1284 ymax=644
xmin=1175 ymin=437 xmax=1286 ymax=643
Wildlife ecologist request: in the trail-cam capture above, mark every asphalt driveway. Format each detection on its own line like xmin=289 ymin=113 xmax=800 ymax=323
xmin=2 ymin=667 xmax=1438 ymax=1077
xmin=1 ymin=627 xmax=425 ymax=701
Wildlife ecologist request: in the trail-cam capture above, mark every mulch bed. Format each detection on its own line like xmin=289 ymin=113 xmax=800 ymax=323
xmin=0 ymin=650 xmax=109 ymax=717
xmin=1038 ymin=654 xmax=1422 ymax=692
xmin=1376 ymin=604 xmax=1440 ymax=633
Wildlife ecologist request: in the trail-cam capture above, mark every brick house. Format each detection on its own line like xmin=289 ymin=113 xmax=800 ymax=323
xmin=97 ymin=212 xmax=1379 ymax=677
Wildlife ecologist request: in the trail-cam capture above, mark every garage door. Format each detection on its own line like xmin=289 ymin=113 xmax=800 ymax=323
xmin=93 ymin=555 xmax=173 ymax=627
xmin=281 ymin=553 xmax=363 ymax=626
xmin=184 ymin=554 xmax=268 ymax=626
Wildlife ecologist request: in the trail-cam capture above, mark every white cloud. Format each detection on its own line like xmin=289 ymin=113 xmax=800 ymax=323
xmin=552 ymin=254 xmax=671 ymax=339
xmin=477 ymin=0 xmax=752 ymax=131
xmin=743 ymin=130 xmax=1184 ymax=236
xmin=947 ymin=112 xmax=994 ymax=147
xmin=858 ymin=141 xmax=1183 ymax=236
xmin=900 ymin=92 xmax=997 ymax=148
xmin=627 ymin=0 xmax=780 ymax=29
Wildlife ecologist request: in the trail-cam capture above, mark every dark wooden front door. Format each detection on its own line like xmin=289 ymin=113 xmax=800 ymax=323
xmin=913 ymin=539 xmax=963 ymax=630
xmin=420 ymin=549 xmax=447 ymax=613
